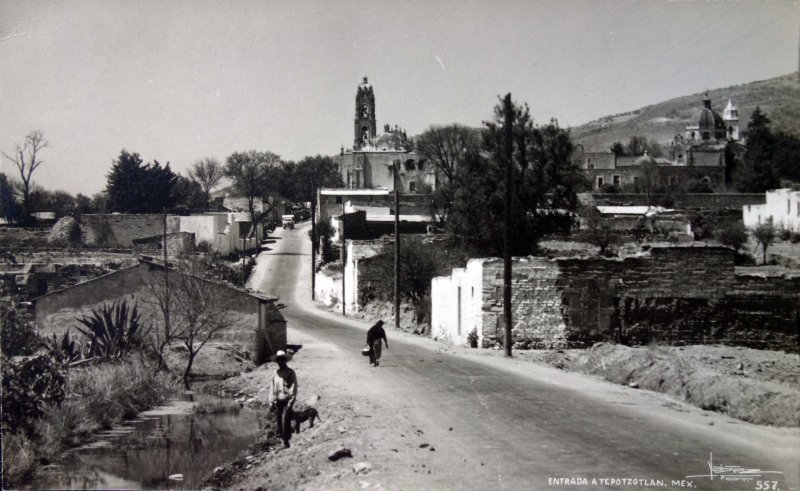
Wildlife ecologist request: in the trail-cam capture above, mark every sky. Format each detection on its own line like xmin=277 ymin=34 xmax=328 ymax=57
xmin=1 ymin=0 xmax=798 ymax=195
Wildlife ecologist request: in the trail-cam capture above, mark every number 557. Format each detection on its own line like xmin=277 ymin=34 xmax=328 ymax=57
xmin=755 ymin=481 xmax=779 ymax=491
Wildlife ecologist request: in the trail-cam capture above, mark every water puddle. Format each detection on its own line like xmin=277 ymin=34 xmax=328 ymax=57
xmin=30 ymin=396 xmax=263 ymax=490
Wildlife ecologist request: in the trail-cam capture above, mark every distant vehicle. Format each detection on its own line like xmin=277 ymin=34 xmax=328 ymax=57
xmin=282 ymin=215 xmax=295 ymax=229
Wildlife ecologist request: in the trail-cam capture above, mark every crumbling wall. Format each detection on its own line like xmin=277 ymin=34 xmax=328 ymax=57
xmin=470 ymin=246 xmax=797 ymax=351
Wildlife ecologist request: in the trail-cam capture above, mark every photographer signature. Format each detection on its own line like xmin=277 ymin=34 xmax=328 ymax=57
xmin=686 ymin=452 xmax=783 ymax=482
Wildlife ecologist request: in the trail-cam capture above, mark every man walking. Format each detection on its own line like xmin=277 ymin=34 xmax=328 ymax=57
xmin=269 ymin=350 xmax=297 ymax=448
xmin=366 ymin=319 xmax=389 ymax=366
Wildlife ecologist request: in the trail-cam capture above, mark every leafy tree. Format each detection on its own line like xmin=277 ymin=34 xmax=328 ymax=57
xmin=74 ymin=193 xmax=95 ymax=214
xmin=2 ymin=130 xmax=47 ymax=223
xmin=188 ymin=157 xmax=224 ymax=210
xmin=1 ymin=307 xmax=41 ymax=357
xmin=771 ymin=130 xmax=800 ymax=182
xmin=172 ymin=175 xmax=207 ymax=213
xmin=417 ymin=124 xmax=480 ymax=224
xmin=0 ymin=173 xmax=21 ymax=224
xmin=447 ymin=98 xmax=582 ymax=256
xmin=752 ymin=221 xmax=776 ymax=265
xmin=734 ymin=107 xmax=780 ymax=192
xmin=579 ymin=206 xmax=619 ymax=255
xmin=223 ymin=150 xmax=282 ymax=237
xmin=716 ymin=222 xmax=748 ymax=252
xmin=626 ymin=135 xmax=648 ymax=156
xmin=91 ymin=192 xmax=108 ymax=213
xmin=106 ymin=150 xmax=178 ymax=213
xmin=277 ymin=155 xmax=343 ymax=206
xmin=609 ymin=141 xmax=625 ymax=157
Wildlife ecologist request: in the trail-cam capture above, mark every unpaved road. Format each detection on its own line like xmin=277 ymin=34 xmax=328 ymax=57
xmin=244 ymin=224 xmax=799 ymax=491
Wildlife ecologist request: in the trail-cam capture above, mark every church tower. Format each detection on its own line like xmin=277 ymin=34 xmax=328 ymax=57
xmin=354 ymin=77 xmax=377 ymax=149
xmin=723 ymin=98 xmax=739 ymax=141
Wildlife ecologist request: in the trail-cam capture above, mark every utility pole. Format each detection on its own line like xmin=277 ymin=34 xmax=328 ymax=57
xmin=241 ymin=235 xmax=246 ymax=286
xmin=311 ymin=180 xmax=317 ymax=301
xmin=394 ymin=161 xmax=400 ymax=331
xmin=502 ymin=93 xmax=513 ymax=358
xmin=162 ymin=208 xmax=170 ymax=336
xmin=341 ymin=198 xmax=346 ymax=316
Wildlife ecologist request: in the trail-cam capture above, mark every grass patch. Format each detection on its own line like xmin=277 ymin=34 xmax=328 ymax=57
xmin=2 ymin=356 xmax=176 ymax=488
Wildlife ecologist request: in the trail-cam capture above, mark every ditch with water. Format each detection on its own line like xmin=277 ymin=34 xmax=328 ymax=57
xmin=29 ymin=394 xmax=263 ymax=490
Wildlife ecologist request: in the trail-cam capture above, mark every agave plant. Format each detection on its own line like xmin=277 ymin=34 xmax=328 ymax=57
xmin=45 ymin=330 xmax=83 ymax=366
xmin=75 ymin=300 xmax=143 ymax=360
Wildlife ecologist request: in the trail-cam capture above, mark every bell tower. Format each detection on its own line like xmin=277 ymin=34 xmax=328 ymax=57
xmin=354 ymin=77 xmax=376 ymax=149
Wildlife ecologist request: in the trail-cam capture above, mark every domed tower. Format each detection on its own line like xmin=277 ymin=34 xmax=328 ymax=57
xmin=354 ymin=77 xmax=377 ymax=149
xmin=695 ymin=92 xmax=727 ymax=141
xmin=723 ymin=98 xmax=739 ymax=141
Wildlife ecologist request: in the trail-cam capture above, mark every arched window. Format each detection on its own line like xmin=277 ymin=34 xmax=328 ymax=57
xmin=409 ymin=181 xmax=417 ymax=192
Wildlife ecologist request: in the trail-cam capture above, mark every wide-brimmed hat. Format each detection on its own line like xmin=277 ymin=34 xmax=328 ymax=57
xmin=272 ymin=350 xmax=292 ymax=362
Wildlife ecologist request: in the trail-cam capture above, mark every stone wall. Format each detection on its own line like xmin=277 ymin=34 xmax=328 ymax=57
xmin=591 ymin=193 xmax=765 ymax=210
xmin=80 ymin=214 xmax=180 ymax=248
xmin=435 ymin=245 xmax=797 ymax=351
xmin=132 ymin=232 xmax=195 ymax=257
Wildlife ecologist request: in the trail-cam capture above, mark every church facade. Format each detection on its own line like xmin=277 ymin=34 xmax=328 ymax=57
xmin=577 ymin=92 xmax=738 ymax=191
xmin=334 ymin=77 xmax=435 ymax=193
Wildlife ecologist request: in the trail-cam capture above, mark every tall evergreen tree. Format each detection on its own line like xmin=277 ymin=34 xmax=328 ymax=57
xmin=106 ymin=150 xmax=178 ymax=213
xmin=734 ymin=107 xmax=780 ymax=192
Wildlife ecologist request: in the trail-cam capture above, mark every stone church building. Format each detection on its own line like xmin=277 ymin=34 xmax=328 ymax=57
xmin=334 ymin=77 xmax=435 ymax=193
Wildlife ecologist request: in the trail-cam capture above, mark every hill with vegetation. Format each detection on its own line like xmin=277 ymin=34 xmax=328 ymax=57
xmin=571 ymin=72 xmax=800 ymax=153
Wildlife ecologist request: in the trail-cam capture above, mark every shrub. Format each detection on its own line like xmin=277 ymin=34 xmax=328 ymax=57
xmin=75 ymin=300 xmax=145 ymax=360
xmin=467 ymin=328 xmax=479 ymax=348
xmin=196 ymin=240 xmax=213 ymax=253
xmin=44 ymin=330 xmax=83 ymax=367
xmin=1 ymin=307 xmax=41 ymax=357
xmin=1 ymin=354 xmax=67 ymax=435
xmin=778 ymin=228 xmax=792 ymax=241
xmin=598 ymin=183 xmax=619 ymax=194
xmin=791 ymin=233 xmax=800 ymax=244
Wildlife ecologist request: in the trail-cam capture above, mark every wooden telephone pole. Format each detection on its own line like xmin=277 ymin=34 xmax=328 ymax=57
xmin=503 ymin=93 xmax=513 ymax=358
xmin=394 ymin=166 xmax=400 ymax=331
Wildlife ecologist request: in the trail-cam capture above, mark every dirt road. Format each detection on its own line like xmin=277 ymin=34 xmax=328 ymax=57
xmin=239 ymin=224 xmax=799 ymax=491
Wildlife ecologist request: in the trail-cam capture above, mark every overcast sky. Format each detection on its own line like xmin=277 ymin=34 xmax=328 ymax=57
xmin=1 ymin=0 xmax=798 ymax=195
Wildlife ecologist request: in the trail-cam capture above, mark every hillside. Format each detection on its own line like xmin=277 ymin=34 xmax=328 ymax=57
xmin=571 ymin=72 xmax=800 ymax=153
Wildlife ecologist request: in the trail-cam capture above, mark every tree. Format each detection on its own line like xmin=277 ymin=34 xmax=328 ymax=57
xmin=626 ymin=135 xmax=648 ymax=156
xmin=223 ymin=150 xmax=282 ymax=238
xmin=2 ymin=130 xmax=47 ymax=223
xmin=734 ymin=107 xmax=780 ymax=192
xmin=417 ymin=124 xmax=480 ymax=224
xmin=716 ymin=222 xmax=748 ymax=253
xmin=143 ymin=264 xmax=232 ymax=388
xmin=0 ymin=173 xmax=21 ymax=225
xmin=752 ymin=222 xmax=776 ymax=265
xmin=579 ymin=205 xmax=619 ymax=255
xmin=447 ymin=98 xmax=582 ymax=256
xmin=106 ymin=150 xmax=178 ymax=213
xmin=172 ymin=175 xmax=207 ymax=213
xmin=188 ymin=157 xmax=224 ymax=210
xmin=610 ymin=141 xmax=625 ymax=157
xmin=74 ymin=193 xmax=95 ymax=214
xmin=277 ymin=155 xmax=343 ymax=207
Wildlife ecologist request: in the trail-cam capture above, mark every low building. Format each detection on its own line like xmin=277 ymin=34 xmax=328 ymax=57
xmin=743 ymin=188 xmax=800 ymax=232
xmin=33 ymin=259 xmax=286 ymax=364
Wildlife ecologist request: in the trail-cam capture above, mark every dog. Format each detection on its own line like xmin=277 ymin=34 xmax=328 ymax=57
xmin=290 ymin=407 xmax=321 ymax=433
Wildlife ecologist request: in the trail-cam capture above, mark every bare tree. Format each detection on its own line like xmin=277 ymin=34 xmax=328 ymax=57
xmin=141 ymin=263 xmax=232 ymax=387
xmin=188 ymin=157 xmax=224 ymax=210
xmin=2 ymin=130 xmax=48 ymax=222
